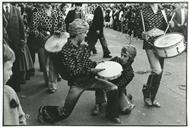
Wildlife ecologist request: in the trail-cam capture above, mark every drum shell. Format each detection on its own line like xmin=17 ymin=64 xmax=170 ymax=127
xmin=154 ymin=33 xmax=186 ymax=58
xmin=98 ymin=73 xmax=122 ymax=81
xmin=95 ymin=61 xmax=123 ymax=80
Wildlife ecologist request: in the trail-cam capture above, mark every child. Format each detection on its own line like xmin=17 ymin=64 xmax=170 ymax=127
xmin=3 ymin=43 xmax=27 ymax=125
xmin=92 ymin=45 xmax=136 ymax=123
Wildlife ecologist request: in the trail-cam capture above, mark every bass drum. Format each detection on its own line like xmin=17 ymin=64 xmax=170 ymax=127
xmin=154 ymin=33 xmax=186 ymax=58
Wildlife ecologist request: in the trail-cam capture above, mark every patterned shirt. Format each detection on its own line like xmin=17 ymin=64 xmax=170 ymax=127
xmin=30 ymin=8 xmax=66 ymax=44
xmin=57 ymin=39 xmax=97 ymax=81
xmin=135 ymin=5 xmax=171 ymax=49
xmin=110 ymin=57 xmax=134 ymax=87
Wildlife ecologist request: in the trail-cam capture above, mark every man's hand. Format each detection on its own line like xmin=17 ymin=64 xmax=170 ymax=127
xmin=91 ymin=68 xmax=105 ymax=74
xmin=142 ymin=32 xmax=149 ymax=40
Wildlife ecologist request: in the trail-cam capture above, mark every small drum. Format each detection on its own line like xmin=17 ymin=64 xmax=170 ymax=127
xmin=154 ymin=33 xmax=186 ymax=58
xmin=45 ymin=32 xmax=69 ymax=53
xmin=95 ymin=61 xmax=123 ymax=80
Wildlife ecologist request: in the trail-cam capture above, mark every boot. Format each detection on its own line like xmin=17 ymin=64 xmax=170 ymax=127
xmin=150 ymin=74 xmax=162 ymax=103
xmin=106 ymin=90 xmax=119 ymax=120
xmin=142 ymin=84 xmax=152 ymax=106
xmin=91 ymin=104 xmax=103 ymax=116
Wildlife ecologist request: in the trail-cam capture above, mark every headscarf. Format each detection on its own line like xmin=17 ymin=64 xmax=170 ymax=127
xmin=68 ymin=18 xmax=89 ymax=36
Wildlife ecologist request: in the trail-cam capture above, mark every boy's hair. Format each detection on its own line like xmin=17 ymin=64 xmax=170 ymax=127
xmin=3 ymin=43 xmax=15 ymax=64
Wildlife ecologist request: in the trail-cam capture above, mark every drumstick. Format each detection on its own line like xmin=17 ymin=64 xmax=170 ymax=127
xmin=140 ymin=10 xmax=146 ymax=32
xmin=164 ymin=12 xmax=176 ymax=34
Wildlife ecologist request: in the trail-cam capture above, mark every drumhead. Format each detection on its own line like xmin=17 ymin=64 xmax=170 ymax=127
xmin=95 ymin=61 xmax=123 ymax=79
xmin=154 ymin=33 xmax=184 ymax=48
xmin=45 ymin=32 xmax=69 ymax=53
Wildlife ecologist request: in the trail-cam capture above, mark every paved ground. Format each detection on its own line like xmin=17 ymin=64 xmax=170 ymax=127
xmin=18 ymin=28 xmax=187 ymax=126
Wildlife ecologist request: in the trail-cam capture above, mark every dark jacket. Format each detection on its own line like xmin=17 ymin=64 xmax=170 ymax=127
xmin=65 ymin=9 xmax=83 ymax=32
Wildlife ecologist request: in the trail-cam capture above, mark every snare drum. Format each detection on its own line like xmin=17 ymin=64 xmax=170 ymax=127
xmin=154 ymin=33 xmax=186 ymax=58
xmin=95 ymin=61 xmax=123 ymax=80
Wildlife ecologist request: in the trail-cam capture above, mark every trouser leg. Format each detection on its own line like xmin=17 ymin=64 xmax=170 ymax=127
xmin=38 ymin=86 xmax=85 ymax=122
xmin=93 ymin=78 xmax=118 ymax=104
xmin=106 ymin=90 xmax=119 ymax=118
xmin=48 ymin=55 xmax=58 ymax=90
xmin=99 ymin=34 xmax=111 ymax=56
xmin=95 ymin=89 xmax=106 ymax=104
xmin=145 ymin=50 xmax=164 ymax=102
xmin=119 ymin=87 xmax=129 ymax=110
xmin=59 ymin=86 xmax=85 ymax=119
xmin=87 ymin=32 xmax=98 ymax=54
xmin=142 ymin=74 xmax=153 ymax=99
xmin=150 ymin=73 xmax=163 ymax=102
xmin=38 ymin=48 xmax=48 ymax=85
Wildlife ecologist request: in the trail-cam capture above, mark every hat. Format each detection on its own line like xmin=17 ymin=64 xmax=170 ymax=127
xmin=68 ymin=18 xmax=89 ymax=36
xmin=121 ymin=45 xmax=137 ymax=59
xmin=45 ymin=32 xmax=70 ymax=53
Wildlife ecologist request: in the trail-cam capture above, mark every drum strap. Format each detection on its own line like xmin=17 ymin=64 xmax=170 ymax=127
xmin=181 ymin=8 xmax=185 ymax=25
xmin=161 ymin=9 xmax=168 ymax=23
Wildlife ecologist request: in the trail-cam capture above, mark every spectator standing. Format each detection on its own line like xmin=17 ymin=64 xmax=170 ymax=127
xmin=30 ymin=3 xmax=66 ymax=93
xmin=86 ymin=5 xmax=112 ymax=58
xmin=3 ymin=3 xmax=33 ymax=92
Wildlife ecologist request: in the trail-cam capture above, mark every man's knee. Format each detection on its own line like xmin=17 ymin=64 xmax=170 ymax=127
xmin=152 ymin=68 xmax=163 ymax=75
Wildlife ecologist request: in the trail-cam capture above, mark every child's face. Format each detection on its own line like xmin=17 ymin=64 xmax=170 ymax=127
xmin=121 ymin=52 xmax=130 ymax=65
xmin=4 ymin=61 xmax=13 ymax=84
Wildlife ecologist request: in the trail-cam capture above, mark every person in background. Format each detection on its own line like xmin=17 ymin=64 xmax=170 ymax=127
xmin=3 ymin=43 xmax=27 ymax=125
xmin=30 ymin=3 xmax=66 ymax=93
xmin=65 ymin=3 xmax=84 ymax=32
xmin=86 ymin=5 xmax=112 ymax=58
xmin=171 ymin=4 xmax=188 ymax=42
xmin=3 ymin=2 xmax=34 ymax=92
xmin=59 ymin=3 xmax=67 ymax=19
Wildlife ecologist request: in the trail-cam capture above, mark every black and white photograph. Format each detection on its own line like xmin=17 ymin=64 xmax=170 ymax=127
xmin=2 ymin=0 xmax=188 ymax=126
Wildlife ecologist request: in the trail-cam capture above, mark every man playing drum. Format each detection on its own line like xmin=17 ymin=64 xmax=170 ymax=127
xmin=37 ymin=19 xmax=118 ymax=123
xmin=135 ymin=3 xmax=172 ymax=107
xmin=92 ymin=45 xmax=137 ymax=124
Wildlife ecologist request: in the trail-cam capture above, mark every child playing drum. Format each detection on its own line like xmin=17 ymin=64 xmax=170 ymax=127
xmin=92 ymin=45 xmax=137 ymax=124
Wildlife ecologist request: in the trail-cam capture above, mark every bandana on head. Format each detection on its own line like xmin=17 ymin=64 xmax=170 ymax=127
xmin=68 ymin=18 xmax=89 ymax=36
